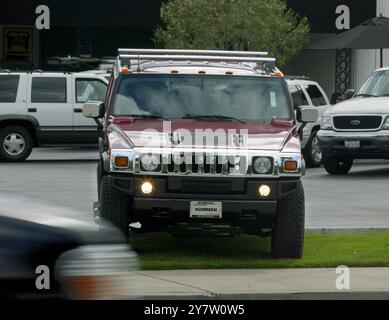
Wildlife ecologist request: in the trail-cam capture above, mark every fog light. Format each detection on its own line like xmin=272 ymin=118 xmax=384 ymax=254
xmin=259 ymin=185 xmax=271 ymax=197
xmin=141 ymin=181 xmax=154 ymax=195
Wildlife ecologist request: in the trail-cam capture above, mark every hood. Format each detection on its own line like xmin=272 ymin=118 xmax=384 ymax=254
xmin=328 ymin=97 xmax=389 ymax=115
xmin=111 ymin=118 xmax=296 ymax=151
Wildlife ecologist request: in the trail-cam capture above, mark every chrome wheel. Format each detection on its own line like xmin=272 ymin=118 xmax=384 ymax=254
xmin=3 ymin=133 xmax=26 ymax=156
xmin=311 ymin=135 xmax=322 ymax=163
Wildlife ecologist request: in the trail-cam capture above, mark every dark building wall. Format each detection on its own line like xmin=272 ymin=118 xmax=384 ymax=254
xmin=41 ymin=27 xmax=155 ymax=59
xmin=41 ymin=27 xmax=79 ymax=58
xmin=0 ymin=0 xmax=379 ymax=69
xmin=287 ymin=0 xmax=377 ymax=33
xmin=1 ymin=1 xmax=377 ymax=31
xmin=90 ymin=27 xmax=155 ymax=56
xmin=0 ymin=0 xmax=163 ymax=27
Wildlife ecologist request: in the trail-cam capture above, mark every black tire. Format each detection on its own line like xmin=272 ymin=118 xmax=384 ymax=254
xmin=271 ymin=183 xmax=305 ymax=259
xmin=99 ymin=176 xmax=130 ymax=237
xmin=97 ymin=161 xmax=103 ymax=202
xmin=303 ymin=130 xmax=322 ymax=168
xmin=322 ymin=155 xmax=353 ymax=175
xmin=0 ymin=126 xmax=33 ymax=162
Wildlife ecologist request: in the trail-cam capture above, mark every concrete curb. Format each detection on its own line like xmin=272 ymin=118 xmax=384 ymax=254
xmin=306 ymin=228 xmax=389 ymax=234
xmin=140 ymin=291 xmax=389 ymax=300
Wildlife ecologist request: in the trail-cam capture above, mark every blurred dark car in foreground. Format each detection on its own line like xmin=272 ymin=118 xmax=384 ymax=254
xmin=0 ymin=193 xmax=138 ymax=299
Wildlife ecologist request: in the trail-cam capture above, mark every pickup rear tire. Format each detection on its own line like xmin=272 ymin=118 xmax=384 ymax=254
xmin=0 ymin=126 xmax=33 ymax=162
xmin=271 ymin=183 xmax=305 ymax=259
xmin=99 ymin=176 xmax=130 ymax=237
xmin=322 ymin=155 xmax=353 ymax=175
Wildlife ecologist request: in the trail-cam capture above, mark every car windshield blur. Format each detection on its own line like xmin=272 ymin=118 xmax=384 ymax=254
xmin=356 ymin=70 xmax=389 ymax=97
xmin=112 ymin=74 xmax=292 ymax=121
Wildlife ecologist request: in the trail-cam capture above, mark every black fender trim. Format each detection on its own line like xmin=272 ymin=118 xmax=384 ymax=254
xmin=0 ymin=114 xmax=41 ymax=141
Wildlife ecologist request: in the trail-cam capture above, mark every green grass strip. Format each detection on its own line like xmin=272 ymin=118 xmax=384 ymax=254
xmin=129 ymin=232 xmax=389 ymax=270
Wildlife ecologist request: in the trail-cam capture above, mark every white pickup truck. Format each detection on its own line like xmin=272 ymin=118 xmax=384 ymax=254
xmin=0 ymin=71 xmax=108 ymax=161
xmin=318 ymin=67 xmax=389 ymax=174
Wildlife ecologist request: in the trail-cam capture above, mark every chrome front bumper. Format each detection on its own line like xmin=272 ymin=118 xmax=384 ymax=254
xmin=317 ymin=129 xmax=389 ymax=159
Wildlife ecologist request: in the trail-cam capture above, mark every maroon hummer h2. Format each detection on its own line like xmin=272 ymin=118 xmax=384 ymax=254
xmin=83 ymin=49 xmax=318 ymax=259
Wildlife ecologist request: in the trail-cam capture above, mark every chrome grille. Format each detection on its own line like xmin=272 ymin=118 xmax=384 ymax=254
xmin=110 ymin=148 xmax=304 ymax=177
xmin=140 ymin=152 xmax=248 ymax=175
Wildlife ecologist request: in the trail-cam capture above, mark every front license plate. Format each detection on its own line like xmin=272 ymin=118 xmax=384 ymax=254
xmin=190 ymin=201 xmax=222 ymax=219
xmin=345 ymin=140 xmax=360 ymax=149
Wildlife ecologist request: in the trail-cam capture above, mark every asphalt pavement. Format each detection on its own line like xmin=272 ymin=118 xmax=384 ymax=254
xmin=0 ymin=147 xmax=388 ymax=229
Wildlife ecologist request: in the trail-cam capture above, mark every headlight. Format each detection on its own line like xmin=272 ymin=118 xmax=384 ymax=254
xmin=321 ymin=116 xmax=333 ymax=129
xmin=382 ymin=116 xmax=389 ymax=129
xmin=140 ymin=153 xmax=161 ymax=172
xmin=55 ymin=245 xmax=138 ymax=300
xmin=252 ymin=157 xmax=273 ymax=174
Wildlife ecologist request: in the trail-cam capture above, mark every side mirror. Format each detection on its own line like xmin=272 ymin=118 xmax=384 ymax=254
xmin=296 ymin=106 xmax=318 ymax=123
xmin=83 ymin=101 xmax=105 ymax=119
xmin=343 ymin=89 xmax=355 ymax=100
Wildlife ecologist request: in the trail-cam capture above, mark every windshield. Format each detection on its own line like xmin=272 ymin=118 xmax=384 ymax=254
xmin=111 ymin=74 xmax=292 ymax=121
xmin=356 ymin=70 xmax=389 ymax=97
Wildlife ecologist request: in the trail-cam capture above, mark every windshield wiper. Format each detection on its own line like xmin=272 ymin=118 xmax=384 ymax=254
xmin=354 ymin=93 xmax=378 ymax=98
xmin=130 ymin=114 xmax=169 ymax=120
xmin=182 ymin=114 xmax=246 ymax=124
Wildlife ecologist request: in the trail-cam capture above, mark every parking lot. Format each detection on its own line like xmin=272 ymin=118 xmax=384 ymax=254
xmin=1 ymin=147 xmax=388 ymax=230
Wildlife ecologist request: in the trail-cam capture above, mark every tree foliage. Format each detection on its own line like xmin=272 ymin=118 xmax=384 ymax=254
xmin=154 ymin=0 xmax=310 ymax=66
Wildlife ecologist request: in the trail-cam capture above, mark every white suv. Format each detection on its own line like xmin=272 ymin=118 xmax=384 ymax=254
xmin=0 ymin=71 xmax=108 ymax=161
xmin=286 ymin=77 xmax=331 ymax=167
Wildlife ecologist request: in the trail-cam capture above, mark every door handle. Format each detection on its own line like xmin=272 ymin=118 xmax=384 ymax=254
xmin=28 ymin=108 xmax=37 ymax=113
xmin=74 ymin=108 xmax=83 ymax=113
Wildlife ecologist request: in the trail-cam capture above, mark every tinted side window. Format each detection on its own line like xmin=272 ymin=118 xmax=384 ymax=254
xmin=0 ymin=75 xmax=19 ymax=103
xmin=289 ymin=85 xmax=308 ymax=109
xmin=305 ymin=85 xmax=327 ymax=106
xmin=76 ymin=79 xmax=107 ymax=103
xmin=31 ymin=77 xmax=67 ymax=103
